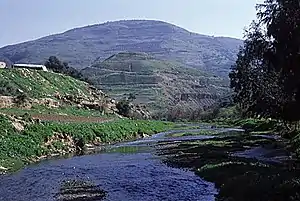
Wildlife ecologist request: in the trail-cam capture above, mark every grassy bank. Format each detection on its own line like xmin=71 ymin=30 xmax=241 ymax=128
xmin=0 ymin=114 xmax=173 ymax=173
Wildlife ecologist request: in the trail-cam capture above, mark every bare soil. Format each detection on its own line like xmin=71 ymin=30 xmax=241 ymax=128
xmin=30 ymin=113 xmax=113 ymax=123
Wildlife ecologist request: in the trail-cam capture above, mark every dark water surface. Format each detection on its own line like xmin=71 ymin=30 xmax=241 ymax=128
xmin=0 ymin=127 xmax=228 ymax=201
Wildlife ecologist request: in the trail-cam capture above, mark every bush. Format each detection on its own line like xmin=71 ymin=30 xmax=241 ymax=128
xmin=14 ymin=93 xmax=29 ymax=105
xmin=0 ymin=79 xmax=19 ymax=96
xmin=116 ymin=99 xmax=131 ymax=117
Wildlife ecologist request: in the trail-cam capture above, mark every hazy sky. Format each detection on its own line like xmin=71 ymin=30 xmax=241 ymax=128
xmin=0 ymin=0 xmax=263 ymax=47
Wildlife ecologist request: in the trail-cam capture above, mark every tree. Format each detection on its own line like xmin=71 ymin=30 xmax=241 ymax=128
xmin=230 ymin=0 xmax=300 ymax=124
xmin=128 ymin=93 xmax=136 ymax=101
xmin=116 ymin=99 xmax=131 ymax=117
xmin=44 ymin=56 xmax=82 ymax=79
xmin=45 ymin=56 xmax=64 ymax=73
xmin=257 ymin=0 xmax=300 ymax=122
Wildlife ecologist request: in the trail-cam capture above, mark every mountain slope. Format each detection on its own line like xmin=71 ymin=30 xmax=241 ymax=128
xmin=0 ymin=20 xmax=242 ymax=77
xmin=81 ymin=52 xmax=230 ymax=118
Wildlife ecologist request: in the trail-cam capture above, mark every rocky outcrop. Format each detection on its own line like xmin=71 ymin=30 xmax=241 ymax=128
xmin=0 ymin=96 xmax=14 ymax=108
xmin=33 ymin=98 xmax=60 ymax=108
xmin=54 ymin=87 xmax=118 ymax=114
xmin=43 ymin=132 xmax=77 ymax=154
xmin=130 ymin=104 xmax=151 ymax=119
xmin=0 ymin=96 xmax=60 ymax=109
xmin=3 ymin=113 xmax=36 ymax=131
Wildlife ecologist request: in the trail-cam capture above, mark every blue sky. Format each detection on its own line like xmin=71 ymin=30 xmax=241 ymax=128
xmin=0 ymin=0 xmax=263 ymax=47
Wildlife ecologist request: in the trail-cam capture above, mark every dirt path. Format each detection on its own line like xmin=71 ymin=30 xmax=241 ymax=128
xmin=30 ymin=113 xmax=113 ymax=123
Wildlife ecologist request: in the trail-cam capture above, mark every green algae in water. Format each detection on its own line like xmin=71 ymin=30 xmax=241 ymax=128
xmin=58 ymin=179 xmax=106 ymax=201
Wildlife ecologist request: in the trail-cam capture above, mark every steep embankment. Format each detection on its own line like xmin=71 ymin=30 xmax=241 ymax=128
xmin=81 ymin=52 xmax=230 ymax=119
xmin=0 ymin=20 xmax=242 ymax=77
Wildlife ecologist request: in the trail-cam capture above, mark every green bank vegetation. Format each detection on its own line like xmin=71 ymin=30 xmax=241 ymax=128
xmin=0 ymin=114 xmax=173 ymax=173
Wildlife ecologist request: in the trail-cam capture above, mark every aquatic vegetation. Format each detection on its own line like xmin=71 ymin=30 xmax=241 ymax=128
xmin=58 ymin=179 xmax=106 ymax=201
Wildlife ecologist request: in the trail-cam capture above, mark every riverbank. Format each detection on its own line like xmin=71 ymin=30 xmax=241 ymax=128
xmin=157 ymin=128 xmax=300 ymax=201
xmin=0 ymin=113 xmax=173 ymax=174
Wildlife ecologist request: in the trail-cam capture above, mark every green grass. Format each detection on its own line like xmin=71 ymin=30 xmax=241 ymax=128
xmin=0 ymin=69 xmax=90 ymax=98
xmin=0 ymin=114 xmax=174 ymax=173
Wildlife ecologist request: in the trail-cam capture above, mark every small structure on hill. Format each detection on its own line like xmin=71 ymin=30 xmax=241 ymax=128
xmin=0 ymin=62 xmax=6 ymax=69
xmin=12 ymin=64 xmax=48 ymax=71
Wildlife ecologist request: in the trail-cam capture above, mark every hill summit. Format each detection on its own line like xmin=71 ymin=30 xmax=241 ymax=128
xmin=0 ymin=20 xmax=242 ymax=77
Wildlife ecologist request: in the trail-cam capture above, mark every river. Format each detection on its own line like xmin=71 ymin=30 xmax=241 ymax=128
xmin=0 ymin=126 xmax=279 ymax=201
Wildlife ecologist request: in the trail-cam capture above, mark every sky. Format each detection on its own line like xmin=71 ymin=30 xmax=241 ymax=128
xmin=0 ymin=0 xmax=264 ymax=48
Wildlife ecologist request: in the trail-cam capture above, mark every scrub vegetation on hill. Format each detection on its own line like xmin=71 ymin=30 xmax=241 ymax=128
xmin=0 ymin=68 xmax=89 ymax=98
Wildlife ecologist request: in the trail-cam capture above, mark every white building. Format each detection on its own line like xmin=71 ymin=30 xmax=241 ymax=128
xmin=0 ymin=62 xmax=6 ymax=69
xmin=12 ymin=64 xmax=48 ymax=71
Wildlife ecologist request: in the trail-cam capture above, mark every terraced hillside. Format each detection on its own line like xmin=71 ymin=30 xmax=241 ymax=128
xmin=81 ymin=52 xmax=230 ymax=118
xmin=0 ymin=20 xmax=242 ymax=77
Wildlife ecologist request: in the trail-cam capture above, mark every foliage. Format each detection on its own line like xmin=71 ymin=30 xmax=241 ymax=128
xmin=128 ymin=93 xmax=136 ymax=101
xmin=45 ymin=56 xmax=82 ymax=79
xmin=0 ymin=78 xmax=20 ymax=96
xmin=116 ymin=99 xmax=132 ymax=117
xmin=14 ymin=93 xmax=29 ymax=106
xmin=230 ymin=0 xmax=300 ymax=124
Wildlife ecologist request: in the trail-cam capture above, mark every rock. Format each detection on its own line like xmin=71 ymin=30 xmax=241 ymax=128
xmin=37 ymin=98 xmax=60 ymax=108
xmin=12 ymin=122 xmax=24 ymax=131
xmin=142 ymin=133 xmax=150 ymax=138
xmin=0 ymin=96 xmax=14 ymax=108
xmin=0 ymin=166 xmax=8 ymax=171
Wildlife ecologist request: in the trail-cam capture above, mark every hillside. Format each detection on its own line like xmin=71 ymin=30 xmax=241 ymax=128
xmin=0 ymin=68 xmax=120 ymax=119
xmin=0 ymin=68 xmax=92 ymax=98
xmin=0 ymin=20 xmax=242 ymax=77
xmin=81 ymin=52 xmax=230 ymax=119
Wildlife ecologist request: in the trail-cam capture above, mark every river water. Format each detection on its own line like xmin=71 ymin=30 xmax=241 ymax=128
xmin=0 ymin=127 xmax=244 ymax=201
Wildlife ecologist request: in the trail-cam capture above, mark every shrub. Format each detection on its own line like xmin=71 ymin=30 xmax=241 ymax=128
xmin=116 ymin=99 xmax=131 ymax=117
